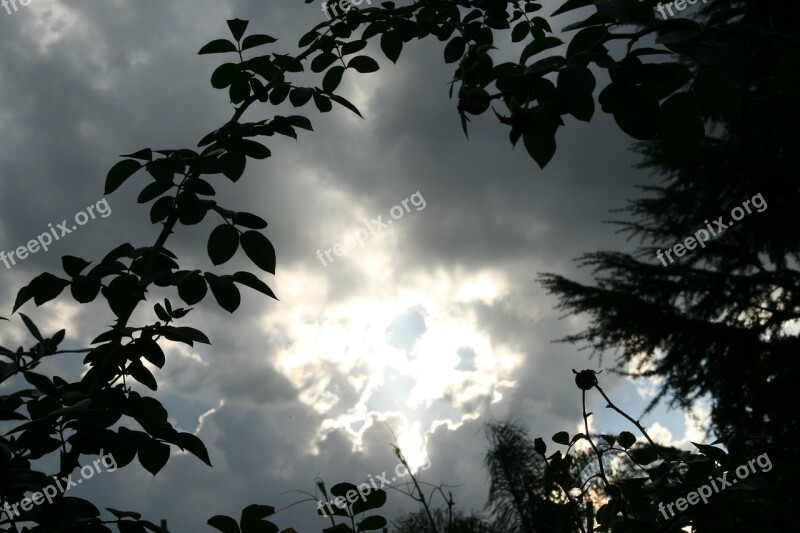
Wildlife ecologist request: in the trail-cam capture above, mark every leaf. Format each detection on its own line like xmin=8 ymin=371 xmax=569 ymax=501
xmin=618 ymin=431 xmax=637 ymax=449
xmin=241 ymin=34 xmax=277 ymax=50
xmin=23 ymin=371 xmax=58 ymax=397
xmin=177 ymin=272 xmax=208 ymax=305
xmin=105 ymin=160 xmax=142 ymax=195
xmin=150 ymin=196 xmax=173 ymax=224
xmin=233 ymin=212 xmax=268 ymax=229
xmin=71 ymin=277 xmax=101 ymax=303
xmin=523 ymin=129 xmax=557 ymax=169
xmin=62 ymin=256 xmax=91 ymax=278
xmin=199 ymin=39 xmax=238 ymax=55
xmin=357 ymin=516 xmax=387 ymax=531
xmin=14 ymin=273 xmax=70 ymax=312
xmin=352 ymin=489 xmax=386 ymax=514
xmin=208 ymin=515 xmax=241 ymax=533
xmin=206 ymin=274 xmax=241 ymax=313
xmin=211 ymin=63 xmax=240 ymax=89
xmin=323 ymin=66 xmax=345 ymax=92
xmin=141 ymin=339 xmax=166 ymax=368
xmin=557 ymin=65 xmax=596 ymax=121
xmin=227 ymin=19 xmax=249 ymax=42
xmin=128 ymin=361 xmax=158 ymax=391
xmin=19 ymin=313 xmax=43 ymax=341
xmin=692 ymin=442 xmax=727 ymax=464
xmin=444 ymin=37 xmax=465 ymax=63
xmin=208 ymin=225 xmax=240 ymax=266
xmin=289 ymin=87 xmax=314 ymax=107
xmin=137 ymin=179 xmax=174 ymax=204
xmin=174 ymin=432 xmax=212 ymax=466
xmin=341 ymin=40 xmax=368 ymax=55
xmin=241 ymin=503 xmax=276 ymax=524
xmin=240 ymin=231 xmax=277 ymax=274
xmin=566 ymin=26 xmax=607 ymax=60
xmin=380 ymin=31 xmax=403 ymax=63
xmin=154 ymin=303 xmax=170 ymax=321
xmin=233 ymin=272 xmax=278 ymax=300
xmin=512 ymin=21 xmax=530 ymax=43
xmin=137 ymin=437 xmax=170 ymax=475
xmin=312 ymin=52 xmax=339 ymax=73
xmin=552 ymin=431 xmax=570 ymax=445
xmin=120 ymin=148 xmax=153 ymax=161
xmin=314 ymin=93 xmax=333 ymax=113
xmin=160 ymin=326 xmax=211 ymax=345
xmin=348 ymin=55 xmax=379 ymax=73
xmin=241 ymin=140 xmax=271 ymax=160
xmin=329 ymin=94 xmax=363 ymax=118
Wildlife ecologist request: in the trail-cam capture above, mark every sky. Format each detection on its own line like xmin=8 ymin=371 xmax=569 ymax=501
xmin=0 ymin=0 xmax=710 ymax=531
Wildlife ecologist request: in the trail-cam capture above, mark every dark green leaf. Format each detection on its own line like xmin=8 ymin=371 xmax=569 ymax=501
xmin=14 ymin=273 xmax=70 ymax=311
xmin=174 ymin=432 xmax=212 ymax=466
xmin=71 ymin=277 xmax=101 ymax=303
xmin=233 ymin=271 xmax=278 ymax=300
xmin=352 ymin=488 xmax=386 ymax=515
xmin=206 ymin=274 xmax=241 ymax=313
xmin=240 ymin=231 xmax=277 ymax=274
xmin=444 ymin=37 xmax=465 ymax=63
xmin=199 ymin=39 xmax=238 ymax=55
xmin=177 ymin=272 xmax=208 ymax=305
xmin=105 ymin=160 xmax=142 ymax=195
xmin=312 ymin=52 xmax=339 ymax=73
xmin=357 ymin=516 xmax=387 ymax=531
xmin=150 ymin=196 xmax=173 ymax=224
xmin=348 ymin=55 xmax=379 ymax=73
xmin=129 ymin=361 xmax=158 ymax=391
xmin=323 ymin=66 xmax=346 ymax=92
xmin=19 ymin=313 xmax=42 ymax=341
xmin=62 ymin=256 xmax=91 ymax=278
xmin=512 ymin=21 xmax=530 ymax=43
xmin=137 ymin=437 xmax=170 ymax=475
xmin=552 ymin=431 xmax=570 ymax=445
xmin=227 ymin=19 xmax=249 ymax=42
xmin=341 ymin=40 xmax=368 ymax=55
xmin=329 ymin=94 xmax=363 ymax=118
xmin=208 ymin=224 xmax=240 ymax=266
xmin=290 ymin=87 xmax=314 ymax=107
xmin=380 ymin=31 xmax=403 ymax=63
xmin=241 ymin=140 xmax=271 ymax=160
xmin=208 ymin=515 xmax=240 ymax=533
xmin=141 ymin=339 xmax=166 ymax=369
xmin=233 ymin=212 xmax=268 ymax=229
xmin=566 ymin=26 xmax=607 ymax=60
xmin=618 ymin=431 xmax=637 ymax=449
xmin=137 ymin=179 xmax=174 ymax=204
xmin=211 ymin=63 xmax=240 ymax=89
xmin=314 ymin=93 xmax=333 ymax=113
xmin=241 ymin=34 xmax=277 ymax=50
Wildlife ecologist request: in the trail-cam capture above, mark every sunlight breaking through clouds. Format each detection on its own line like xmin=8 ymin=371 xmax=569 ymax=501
xmin=270 ymin=263 xmax=522 ymax=469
